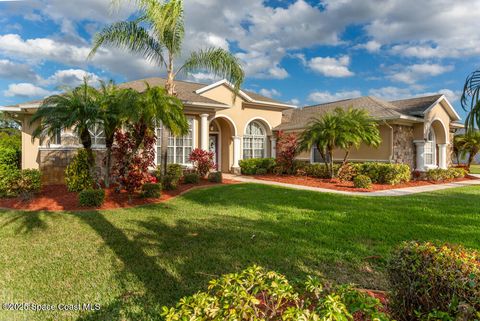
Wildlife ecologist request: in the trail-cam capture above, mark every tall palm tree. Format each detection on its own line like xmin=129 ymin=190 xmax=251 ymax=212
xmin=88 ymin=0 xmax=245 ymax=173
xmin=461 ymin=69 xmax=480 ymax=131
xmin=455 ymin=131 xmax=480 ymax=169
xmin=31 ymin=79 xmax=100 ymax=167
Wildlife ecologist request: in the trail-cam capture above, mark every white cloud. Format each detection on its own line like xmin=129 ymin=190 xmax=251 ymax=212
xmin=368 ymin=86 xmax=460 ymax=102
xmin=388 ymin=63 xmax=454 ymax=84
xmin=308 ymin=90 xmax=361 ymax=104
xmin=4 ymin=83 xmax=55 ymax=98
xmin=40 ymin=69 xmax=102 ymax=88
xmin=304 ymin=55 xmax=354 ymax=77
xmin=0 ymin=59 xmax=38 ymax=81
xmin=288 ymin=98 xmax=301 ymax=106
xmin=259 ymin=88 xmax=281 ymax=98
xmin=355 ymin=40 xmax=381 ymax=52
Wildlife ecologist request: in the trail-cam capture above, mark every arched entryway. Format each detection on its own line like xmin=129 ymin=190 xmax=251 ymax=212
xmin=414 ymin=118 xmax=449 ymax=170
xmin=209 ymin=116 xmax=237 ymax=172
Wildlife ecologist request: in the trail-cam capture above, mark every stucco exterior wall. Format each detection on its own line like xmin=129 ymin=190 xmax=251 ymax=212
xmin=21 ymin=115 xmax=40 ymax=170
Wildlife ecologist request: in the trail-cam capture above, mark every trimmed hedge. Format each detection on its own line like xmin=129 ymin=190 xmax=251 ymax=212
xmin=0 ymin=147 xmax=19 ymax=168
xmin=388 ymin=241 xmax=480 ymax=321
xmin=184 ymin=172 xmax=200 ymax=184
xmin=162 ymin=175 xmax=179 ymax=191
xmin=304 ymin=163 xmax=341 ymax=178
xmin=65 ymin=149 xmax=94 ymax=192
xmin=78 ymin=189 xmax=105 ymax=207
xmin=208 ymin=171 xmax=222 ymax=183
xmin=353 ymin=174 xmax=372 ymax=189
xmin=0 ymin=167 xmax=41 ymax=198
xmin=239 ymin=158 xmax=276 ymax=175
xmin=354 ymin=162 xmax=411 ymax=185
xmin=426 ymin=167 xmax=467 ymax=182
xmin=141 ymin=183 xmax=161 ymax=198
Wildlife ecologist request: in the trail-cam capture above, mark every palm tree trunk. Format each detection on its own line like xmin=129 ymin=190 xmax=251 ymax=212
xmin=160 ymin=54 xmax=175 ymax=175
xmin=468 ymin=151 xmax=475 ymax=170
xmin=104 ymin=136 xmax=114 ymax=188
xmin=328 ymin=148 xmax=334 ymax=178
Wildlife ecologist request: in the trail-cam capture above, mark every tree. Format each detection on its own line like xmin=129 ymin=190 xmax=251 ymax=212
xmin=299 ymin=107 xmax=381 ymax=178
xmin=89 ymin=0 xmax=245 ymax=174
xmin=461 ymin=69 xmax=480 ymax=131
xmin=455 ymin=131 xmax=480 ymax=169
xmin=275 ymin=131 xmax=299 ymax=174
xmin=31 ymin=79 xmax=100 ymax=168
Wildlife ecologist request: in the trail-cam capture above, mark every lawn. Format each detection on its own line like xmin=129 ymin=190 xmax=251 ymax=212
xmin=1 ymin=183 xmax=480 ymax=321
xmin=470 ymin=164 xmax=480 ymax=174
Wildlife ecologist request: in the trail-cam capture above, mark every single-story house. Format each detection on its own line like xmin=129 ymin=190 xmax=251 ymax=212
xmin=1 ymin=78 xmax=464 ymax=184
xmin=274 ymin=95 xmax=463 ymax=171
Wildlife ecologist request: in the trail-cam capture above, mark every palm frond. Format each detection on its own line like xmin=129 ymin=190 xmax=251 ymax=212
xmin=461 ymin=69 xmax=480 ymax=131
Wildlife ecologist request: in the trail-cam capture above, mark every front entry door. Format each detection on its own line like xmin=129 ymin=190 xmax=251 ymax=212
xmin=209 ymin=134 xmax=219 ymax=170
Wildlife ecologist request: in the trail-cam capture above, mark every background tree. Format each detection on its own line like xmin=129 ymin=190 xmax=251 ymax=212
xmin=461 ymin=69 xmax=480 ymax=131
xmin=454 ymin=131 xmax=480 ymax=169
xmin=275 ymin=131 xmax=299 ymax=174
xmin=89 ymin=0 xmax=245 ymax=173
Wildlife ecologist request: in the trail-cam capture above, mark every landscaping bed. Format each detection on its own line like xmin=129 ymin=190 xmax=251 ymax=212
xmin=251 ymin=173 xmax=476 ymax=192
xmin=0 ymin=179 xmax=238 ymax=211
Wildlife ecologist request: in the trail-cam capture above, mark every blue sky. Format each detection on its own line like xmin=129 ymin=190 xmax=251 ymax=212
xmin=0 ymin=0 xmax=479 ymax=120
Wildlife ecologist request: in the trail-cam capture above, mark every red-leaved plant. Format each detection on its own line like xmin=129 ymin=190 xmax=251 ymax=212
xmin=188 ymin=148 xmax=215 ymax=178
xmin=275 ymin=131 xmax=299 ymax=174
xmin=111 ymin=126 xmax=156 ymax=195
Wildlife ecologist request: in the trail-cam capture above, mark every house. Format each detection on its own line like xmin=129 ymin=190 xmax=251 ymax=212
xmin=0 ymin=78 xmax=295 ymax=184
xmin=1 ymin=78 xmax=464 ymax=185
xmin=274 ymin=95 xmax=463 ymax=171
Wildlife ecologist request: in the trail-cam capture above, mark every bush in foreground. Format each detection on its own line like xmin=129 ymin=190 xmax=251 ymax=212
xmin=353 ymin=174 xmax=372 ymax=189
xmin=188 ymin=148 xmax=215 ymax=177
xmin=388 ymin=241 xmax=480 ymax=321
xmin=183 ymin=172 xmax=200 ymax=184
xmin=0 ymin=168 xmax=42 ymax=198
xmin=162 ymin=265 xmax=390 ymax=321
xmin=239 ymin=158 xmax=276 ymax=175
xmin=140 ymin=183 xmax=161 ymax=198
xmin=355 ymin=163 xmax=410 ymax=185
xmin=65 ymin=149 xmax=94 ymax=192
xmin=426 ymin=167 xmax=467 ymax=182
xmin=208 ymin=171 xmax=222 ymax=183
xmin=78 ymin=189 xmax=105 ymax=207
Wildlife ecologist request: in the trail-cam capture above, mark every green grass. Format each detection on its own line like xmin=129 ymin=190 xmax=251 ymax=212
xmin=1 ymin=183 xmax=480 ymax=320
xmin=470 ymin=164 xmax=480 ymax=174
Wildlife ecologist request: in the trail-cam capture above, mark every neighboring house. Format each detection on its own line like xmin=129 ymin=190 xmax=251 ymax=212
xmin=0 ymin=78 xmax=295 ymax=184
xmin=274 ymin=95 xmax=463 ymax=171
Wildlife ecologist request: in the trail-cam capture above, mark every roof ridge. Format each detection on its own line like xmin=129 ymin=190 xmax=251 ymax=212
xmin=390 ymin=93 xmax=443 ymax=103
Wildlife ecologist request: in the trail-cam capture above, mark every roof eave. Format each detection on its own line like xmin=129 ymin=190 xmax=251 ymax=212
xmin=422 ymin=95 xmax=461 ymax=121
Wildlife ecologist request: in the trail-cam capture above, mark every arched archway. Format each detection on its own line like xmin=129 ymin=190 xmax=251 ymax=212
xmin=416 ymin=118 xmax=449 ymax=170
xmin=209 ymin=115 xmax=238 ymax=172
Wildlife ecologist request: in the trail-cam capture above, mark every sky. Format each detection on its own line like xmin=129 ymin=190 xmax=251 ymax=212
xmin=0 ymin=0 xmax=479 ymax=120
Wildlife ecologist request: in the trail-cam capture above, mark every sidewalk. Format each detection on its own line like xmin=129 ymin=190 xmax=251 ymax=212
xmin=224 ymin=174 xmax=480 ymax=197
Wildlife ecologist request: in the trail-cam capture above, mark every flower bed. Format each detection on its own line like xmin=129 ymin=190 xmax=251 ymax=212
xmin=251 ymin=174 xmax=475 ymax=193
xmin=0 ymin=179 xmax=238 ymax=211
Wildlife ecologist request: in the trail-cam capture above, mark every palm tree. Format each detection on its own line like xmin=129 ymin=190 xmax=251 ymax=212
xmin=31 ymin=79 xmax=100 ymax=167
xmin=455 ymin=131 xmax=480 ymax=169
xmin=461 ymin=69 xmax=480 ymax=131
xmin=88 ymin=0 xmax=245 ymax=173
xmin=299 ymin=107 xmax=381 ymax=178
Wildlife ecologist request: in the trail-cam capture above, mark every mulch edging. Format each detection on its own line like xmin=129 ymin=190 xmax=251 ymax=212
xmin=250 ymin=174 xmax=477 ymax=193
xmin=0 ymin=179 xmax=239 ymax=212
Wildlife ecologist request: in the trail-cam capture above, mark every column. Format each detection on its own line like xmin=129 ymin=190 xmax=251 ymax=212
xmin=414 ymin=140 xmax=425 ymax=171
xmin=232 ymin=136 xmax=241 ymax=173
xmin=200 ymin=114 xmax=209 ymax=151
xmin=270 ymin=137 xmax=277 ymax=158
xmin=438 ymin=144 xmax=448 ymax=169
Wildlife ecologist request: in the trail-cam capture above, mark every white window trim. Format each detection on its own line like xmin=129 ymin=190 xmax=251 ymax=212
xmin=155 ymin=116 xmax=196 ymax=167
xmin=243 ymin=121 xmax=267 ymax=159
xmin=424 ymin=128 xmax=436 ymax=167
xmin=209 ymin=119 xmax=222 ymax=171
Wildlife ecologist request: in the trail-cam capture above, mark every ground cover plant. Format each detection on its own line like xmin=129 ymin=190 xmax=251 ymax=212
xmin=1 ymin=183 xmax=480 ymax=320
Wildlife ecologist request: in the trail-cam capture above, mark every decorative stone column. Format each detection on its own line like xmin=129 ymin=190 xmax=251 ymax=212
xmin=232 ymin=136 xmax=241 ymax=174
xmin=438 ymin=144 xmax=448 ymax=169
xmin=270 ymin=137 xmax=277 ymax=158
xmin=414 ymin=140 xmax=426 ymax=171
xmin=200 ymin=114 xmax=209 ymax=151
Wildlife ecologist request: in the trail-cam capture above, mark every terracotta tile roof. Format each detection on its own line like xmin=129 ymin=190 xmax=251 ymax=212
xmin=275 ymin=96 xmax=408 ymax=131
xmin=389 ymin=94 xmax=443 ymax=115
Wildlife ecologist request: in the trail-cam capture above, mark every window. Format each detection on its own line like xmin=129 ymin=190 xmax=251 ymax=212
xmin=51 ymin=129 xmax=62 ymax=146
xmin=243 ymin=121 xmax=266 ymax=159
xmin=425 ymin=128 xmax=436 ymax=166
xmin=89 ymin=124 xmax=106 ymax=147
xmin=156 ymin=117 xmax=194 ymax=165
xmin=312 ymin=146 xmax=330 ymax=163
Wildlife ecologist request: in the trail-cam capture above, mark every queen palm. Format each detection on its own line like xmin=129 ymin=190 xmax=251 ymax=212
xmin=88 ymin=0 xmax=245 ymax=173
xmin=455 ymin=131 xmax=480 ymax=169
xmin=461 ymin=69 xmax=480 ymax=131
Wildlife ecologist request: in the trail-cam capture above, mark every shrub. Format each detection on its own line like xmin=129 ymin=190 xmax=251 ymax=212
xmin=304 ymin=163 xmax=341 ymax=178
xmin=388 ymin=241 xmax=480 ymax=321
xmin=17 ymin=169 xmax=42 ymax=197
xmin=0 ymin=165 xmax=21 ymax=197
xmin=0 ymin=147 xmax=19 ymax=168
xmin=166 ymin=164 xmax=183 ymax=180
xmin=208 ymin=171 xmax=222 ymax=183
xmin=161 ymin=265 xmax=390 ymax=321
xmin=184 ymin=172 xmax=200 ymax=184
xmin=355 ymin=162 xmax=411 ymax=185
xmin=140 ymin=183 xmax=161 ymax=198
xmin=0 ymin=168 xmax=42 ymax=198
xmin=255 ymin=168 xmax=267 ymax=175
xmin=78 ymin=189 xmax=105 ymax=207
xmin=275 ymin=131 xmax=299 ymax=174
xmin=0 ymin=129 xmax=21 ymax=168
xmin=337 ymin=163 xmax=357 ymax=181
xmin=239 ymin=158 xmax=276 ymax=175
xmin=188 ymin=148 xmax=215 ymax=177
xmin=449 ymin=167 xmax=467 ymax=179
xmin=426 ymin=168 xmax=467 ymax=182
xmin=162 ymin=174 xmax=179 ymax=191
xmin=293 ymin=160 xmax=309 ymax=175
xmin=65 ymin=149 xmax=94 ymax=192
xmin=353 ymin=174 xmax=372 ymax=189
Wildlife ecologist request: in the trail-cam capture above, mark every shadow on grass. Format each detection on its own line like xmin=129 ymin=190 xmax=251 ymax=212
xmin=0 ymin=209 xmax=60 ymax=234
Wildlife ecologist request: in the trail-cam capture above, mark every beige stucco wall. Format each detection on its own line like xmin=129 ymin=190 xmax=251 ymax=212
xmin=423 ymin=101 xmax=451 ymax=144
xmin=21 ymin=115 xmax=40 ymax=170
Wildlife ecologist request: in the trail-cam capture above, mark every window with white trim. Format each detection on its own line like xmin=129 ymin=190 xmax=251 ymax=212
xmin=89 ymin=124 xmax=106 ymax=147
xmin=425 ymin=128 xmax=436 ymax=166
xmin=51 ymin=129 xmax=62 ymax=146
xmin=243 ymin=121 xmax=266 ymax=159
xmin=156 ymin=117 xmax=194 ymax=165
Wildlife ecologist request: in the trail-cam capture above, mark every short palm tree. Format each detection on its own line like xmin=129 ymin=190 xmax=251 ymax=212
xmin=455 ymin=131 xmax=480 ymax=169
xmin=31 ymin=79 xmax=100 ymax=167
xmin=461 ymin=69 xmax=480 ymax=131
xmin=89 ymin=0 xmax=245 ymax=173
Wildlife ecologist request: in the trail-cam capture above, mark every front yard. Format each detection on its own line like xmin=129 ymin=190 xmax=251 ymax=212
xmin=1 ymin=183 xmax=480 ymax=320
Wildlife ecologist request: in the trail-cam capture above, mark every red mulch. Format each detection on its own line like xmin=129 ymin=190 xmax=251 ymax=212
xmin=251 ymin=174 xmax=477 ymax=193
xmin=0 ymin=179 xmax=238 ymax=212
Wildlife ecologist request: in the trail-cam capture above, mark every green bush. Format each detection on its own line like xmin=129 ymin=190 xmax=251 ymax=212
xmin=17 ymin=169 xmax=42 ymax=196
xmin=0 ymin=167 xmax=41 ymax=198
xmin=208 ymin=171 xmax=222 ymax=183
xmin=353 ymin=174 xmax=372 ymax=189
xmin=184 ymin=172 xmax=200 ymax=184
xmin=426 ymin=168 xmax=466 ymax=182
xmin=449 ymin=167 xmax=467 ymax=179
xmin=78 ymin=189 xmax=105 ymax=207
xmin=239 ymin=158 xmax=276 ymax=175
xmin=162 ymin=174 xmax=179 ymax=191
xmin=162 ymin=265 xmax=390 ymax=320
xmin=388 ymin=241 xmax=480 ymax=321
xmin=65 ymin=149 xmax=94 ymax=192
xmin=167 ymin=164 xmax=183 ymax=180
xmin=140 ymin=183 xmax=161 ymax=198
xmin=255 ymin=168 xmax=267 ymax=175
xmin=0 ymin=147 xmax=19 ymax=168
xmin=304 ymin=163 xmax=341 ymax=178
xmin=355 ymin=162 xmax=411 ymax=185
xmin=337 ymin=163 xmax=357 ymax=181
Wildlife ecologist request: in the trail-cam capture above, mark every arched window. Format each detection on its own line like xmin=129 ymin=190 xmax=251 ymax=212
xmin=243 ymin=121 xmax=266 ymax=159
xmin=425 ymin=127 xmax=436 ymax=166
xmin=89 ymin=124 xmax=106 ymax=147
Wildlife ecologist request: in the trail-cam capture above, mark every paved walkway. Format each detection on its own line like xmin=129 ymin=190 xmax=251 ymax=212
xmin=224 ymin=173 xmax=480 ymax=197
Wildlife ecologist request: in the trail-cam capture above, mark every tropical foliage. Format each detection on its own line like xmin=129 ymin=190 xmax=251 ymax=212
xmin=299 ymin=107 xmax=381 ymax=178
xmin=89 ymin=0 xmax=244 ymax=173
xmin=64 ymin=149 xmax=95 ymax=192
xmin=453 ymin=131 xmax=480 ymax=168
xmin=461 ymin=69 xmax=480 ymax=131
xmin=239 ymin=158 xmax=276 ymax=175
xmin=275 ymin=131 xmax=299 ymax=174
xmin=188 ymin=148 xmax=215 ymax=178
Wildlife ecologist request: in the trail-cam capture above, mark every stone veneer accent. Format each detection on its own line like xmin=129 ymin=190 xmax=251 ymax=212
xmin=391 ymin=125 xmax=415 ymax=170
xmin=39 ymin=149 xmax=106 ymax=185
